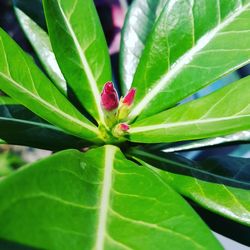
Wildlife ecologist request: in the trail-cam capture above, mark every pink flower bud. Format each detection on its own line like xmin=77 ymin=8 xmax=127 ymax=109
xmin=123 ymin=88 xmax=136 ymax=106
xmin=119 ymin=123 xmax=130 ymax=132
xmin=101 ymin=82 xmax=119 ymax=111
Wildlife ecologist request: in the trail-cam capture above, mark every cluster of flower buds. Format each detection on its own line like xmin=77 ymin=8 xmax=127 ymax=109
xmin=100 ymin=82 xmax=136 ymax=137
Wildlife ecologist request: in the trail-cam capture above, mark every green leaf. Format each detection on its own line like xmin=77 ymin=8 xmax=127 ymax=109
xmin=42 ymin=0 xmax=112 ymax=124
xmin=129 ymin=77 xmax=250 ymax=143
xmin=0 ymin=96 xmax=19 ymax=105
xmin=163 ymin=130 xmax=250 ymax=153
xmin=0 ymin=239 xmax=38 ymax=250
xmin=141 ymin=130 xmax=250 ymax=153
xmin=120 ymin=0 xmax=168 ymax=93
xmin=15 ymin=8 xmax=67 ymax=95
xmin=0 ymin=139 xmax=6 ymax=144
xmin=0 ymin=100 xmax=87 ymax=150
xmin=0 ymin=152 xmax=24 ymax=177
xmin=0 ymin=29 xmax=102 ymax=143
xmin=130 ymin=148 xmax=250 ymax=226
xmin=0 ymin=153 xmax=13 ymax=177
xmin=126 ymin=0 xmax=250 ymax=120
xmin=0 ymin=146 xmax=222 ymax=249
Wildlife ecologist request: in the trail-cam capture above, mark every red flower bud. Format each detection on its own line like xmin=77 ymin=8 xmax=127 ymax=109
xmin=119 ymin=123 xmax=130 ymax=132
xmin=101 ymin=82 xmax=119 ymax=111
xmin=123 ymin=88 xmax=136 ymax=106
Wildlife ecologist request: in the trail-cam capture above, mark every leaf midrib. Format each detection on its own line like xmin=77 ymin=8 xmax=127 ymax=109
xmin=94 ymin=146 xmax=116 ymax=250
xmin=163 ymin=130 xmax=250 ymax=153
xmin=130 ymin=114 xmax=250 ymax=133
xmin=129 ymin=2 xmax=250 ymax=120
xmin=0 ymin=73 xmax=99 ymax=134
xmin=0 ymin=116 xmax=61 ymax=132
xmin=132 ymin=150 xmax=250 ymax=187
xmin=56 ymin=0 xmax=105 ymax=125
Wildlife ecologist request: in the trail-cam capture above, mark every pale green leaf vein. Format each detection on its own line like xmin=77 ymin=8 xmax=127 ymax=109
xmin=129 ymin=2 xmax=250 ymax=119
xmin=0 ymin=73 xmax=98 ymax=134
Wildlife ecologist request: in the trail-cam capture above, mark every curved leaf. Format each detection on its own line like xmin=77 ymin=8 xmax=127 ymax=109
xmin=42 ymin=0 xmax=112 ymax=124
xmin=126 ymin=0 xmax=250 ymax=120
xmin=15 ymin=8 xmax=67 ymax=95
xmin=0 ymin=29 xmax=101 ymax=143
xmin=0 ymin=96 xmax=19 ymax=105
xmin=129 ymin=77 xmax=250 ymax=143
xmin=163 ymin=130 xmax=250 ymax=153
xmin=130 ymin=148 xmax=250 ymax=226
xmin=120 ymin=0 xmax=168 ymax=93
xmin=0 ymin=146 xmax=221 ymax=249
xmin=0 ymin=99 xmax=87 ymax=150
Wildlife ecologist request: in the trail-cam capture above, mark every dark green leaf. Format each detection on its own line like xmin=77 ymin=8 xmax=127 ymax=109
xmin=0 ymin=29 xmax=102 ymax=143
xmin=0 ymin=98 xmax=88 ymax=150
xmin=130 ymin=148 xmax=250 ymax=226
xmin=129 ymin=77 xmax=250 ymax=143
xmin=43 ymin=0 xmax=112 ymax=124
xmin=125 ymin=0 xmax=250 ymax=120
xmin=0 ymin=146 xmax=221 ymax=249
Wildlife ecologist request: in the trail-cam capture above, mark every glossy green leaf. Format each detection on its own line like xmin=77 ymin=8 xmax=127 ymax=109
xmin=0 ymin=146 xmax=222 ymax=249
xmin=131 ymin=149 xmax=250 ymax=226
xmin=163 ymin=130 xmax=250 ymax=153
xmin=129 ymin=77 xmax=250 ymax=143
xmin=0 ymin=96 xmax=19 ymax=105
xmin=0 ymin=99 xmax=87 ymax=150
xmin=15 ymin=8 xmax=67 ymax=95
xmin=120 ymin=0 xmax=168 ymax=93
xmin=125 ymin=0 xmax=250 ymax=120
xmin=0 ymin=29 xmax=102 ymax=143
xmin=42 ymin=0 xmax=112 ymax=124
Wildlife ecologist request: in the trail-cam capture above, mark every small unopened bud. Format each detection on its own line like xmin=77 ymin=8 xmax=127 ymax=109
xmin=119 ymin=123 xmax=130 ymax=131
xmin=113 ymin=123 xmax=130 ymax=138
xmin=123 ymin=88 xmax=136 ymax=106
xmin=117 ymin=88 xmax=136 ymax=121
xmin=101 ymin=82 xmax=119 ymax=111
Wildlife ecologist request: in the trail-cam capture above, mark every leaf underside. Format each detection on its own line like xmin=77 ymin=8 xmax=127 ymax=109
xmin=15 ymin=8 xmax=67 ymax=95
